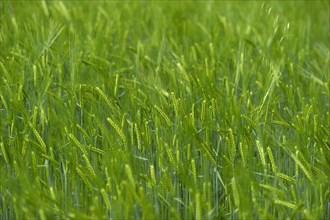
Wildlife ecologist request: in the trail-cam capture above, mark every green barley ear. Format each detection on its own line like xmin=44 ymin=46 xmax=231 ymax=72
xmin=125 ymin=164 xmax=136 ymax=189
xmin=290 ymin=185 xmax=297 ymax=203
xmin=144 ymin=121 xmax=151 ymax=149
xmin=273 ymin=200 xmax=296 ymax=210
xmin=154 ymin=105 xmax=172 ymax=126
xmin=135 ymin=123 xmax=142 ymax=151
xmin=239 ymin=142 xmax=246 ymax=168
xmin=83 ymin=154 xmax=96 ymax=179
xmin=76 ymin=124 xmax=91 ymax=143
xmin=200 ymin=143 xmax=216 ymax=166
xmin=32 ymin=106 xmax=38 ymax=128
xmin=128 ymin=120 xmax=134 ymax=147
xmin=40 ymin=106 xmax=47 ymax=133
xmin=164 ymin=143 xmax=176 ymax=171
xmin=13 ymin=160 xmax=21 ymax=180
xmin=186 ymin=144 xmax=191 ymax=164
xmin=150 ymin=165 xmax=156 ymax=187
xmin=210 ymin=98 xmax=216 ymax=121
xmin=267 ymin=146 xmax=278 ymax=173
xmin=201 ymin=99 xmax=207 ymax=122
xmin=241 ymin=114 xmax=256 ymax=130
xmin=95 ymin=87 xmax=113 ymax=110
xmin=0 ymin=61 xmax=11 ymax=83
xmin=90 ymin=146 xmax=105 ymax=156
xmin=259 ymin=183 xmax=285 ymax=198
xmin=76 ymin=166 xmax=93 ymax=190
xmin=0 ymin=91 xmax=8 ymax=112
xmin=0 ymin=142 xmax=9 ymax=165
xmin=11 ymin=99 xmax=28 ymax=121
xmin=101 ymin=188 xmax=111 ymax=211
xmin=313 ymin=114 xmax=318 ymax=137
xmin=256 ymin=140 xmax=266 ymax=170
xmin=190 ymin=104 xmax=197 ymax=132
xmin=170 ymin=92 xmax=179 ymax=117
xmin=30 ymin=124 xmax=47 ymax=153
xmin=114 ymin=74 xmax=119 ymax=97
xmin=68 ymin=133 xmax=86 ymax=154
xmin=31 ymin=151 xmax=37 ymax=175
xmin=291 ymin=149 xmax=314 ymax=184
xmin=176 ymin=149 xmax=180 ymax=172
xmin=228 ymin=128 xmax=236 ymax=164
xmin=276 ymin=172 xmax=296 ymax=184
xmin=191 ymin=159 xmax=197 ymax=185
xmin=107 ymin=117 xmax=127 ymax=144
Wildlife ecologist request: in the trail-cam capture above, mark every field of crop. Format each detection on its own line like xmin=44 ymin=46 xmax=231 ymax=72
xmin=0 ymin=1 xmax=329 ymax=219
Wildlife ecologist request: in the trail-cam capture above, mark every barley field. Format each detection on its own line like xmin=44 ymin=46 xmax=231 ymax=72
xmin=0 ymin=1 xmax=329 ymax=219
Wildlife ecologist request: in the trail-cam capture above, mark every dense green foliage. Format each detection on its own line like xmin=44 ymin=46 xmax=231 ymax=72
xmin=0 ymin=1 xmax=329 ymax=219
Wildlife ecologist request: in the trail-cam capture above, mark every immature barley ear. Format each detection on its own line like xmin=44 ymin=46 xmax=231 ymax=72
xmin=256 ymin=140 xmax=266 ymax=170
xmin=1 ymin=142 xmax=9 ymax=165
xmin=150 ymin=165 xmax=156 ymax=187
xmin=267 ymin=146 xmax=278 ymax=173
xmin=107 ymin=117 xmax=126 ymax=144
xmin=228 ymin=128 xmax=236 ymax=164
xmin=125 ymin=164 xmax=136 ymax=190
